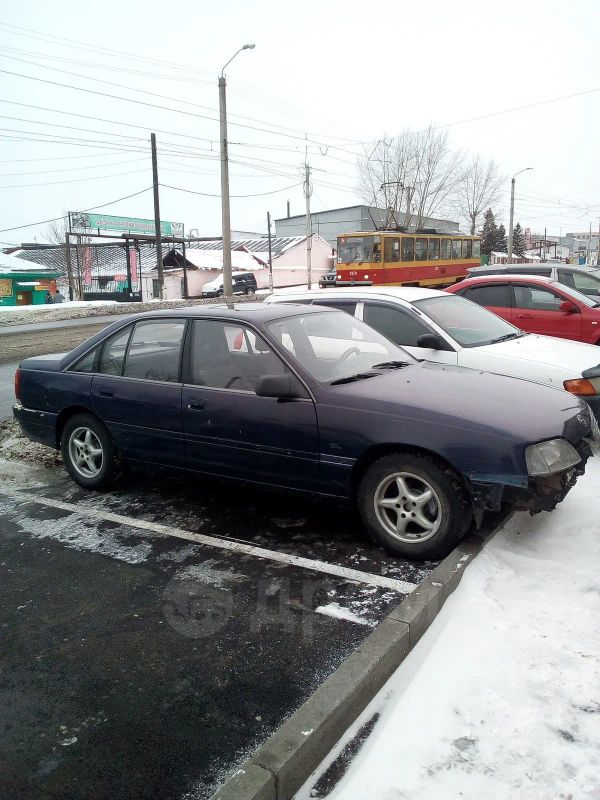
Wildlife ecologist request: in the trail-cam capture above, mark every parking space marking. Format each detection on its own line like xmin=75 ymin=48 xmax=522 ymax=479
xmin=3 ymin=489 xmax=418 ymax=594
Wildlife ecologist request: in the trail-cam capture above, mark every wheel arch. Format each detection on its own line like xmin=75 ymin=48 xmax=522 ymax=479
xmin=350 ymin=443 xmax=470 ymax=498
xmin=55 ymin=405 xmax=99 ymax=447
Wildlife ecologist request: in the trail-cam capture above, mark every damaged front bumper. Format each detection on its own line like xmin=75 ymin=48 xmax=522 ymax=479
xmin=469 ymin=438 xmax=595 ymax=525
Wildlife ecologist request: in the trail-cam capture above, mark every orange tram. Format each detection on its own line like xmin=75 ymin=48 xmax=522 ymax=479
xmin=336 ymin=230 xmax=481 ymax=288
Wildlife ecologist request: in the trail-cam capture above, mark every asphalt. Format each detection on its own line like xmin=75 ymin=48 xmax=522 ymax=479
xmin=0 ymin=459 xmax=438 ymax=800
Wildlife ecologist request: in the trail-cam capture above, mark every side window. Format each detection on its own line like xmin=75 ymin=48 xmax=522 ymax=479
xmin=69 ymin=347 xmax=98 ymax=373
xmin=463 ymin=240 xmax=473 ymax=258
xmin=189 ymin=319 xmax=290 ymax=392
xmin=428 ymin=239 xmax=440 ymax=260
xmin=415 ymin=238 xmax=428 ymax=261
xmin=513 ymin=286 xmax=564 ymax=311
xmin=372 ymin=236 xmax=382 ymax=263
xmin=440 ymin=239 xmax=451 ymax=259
xmin=566 ymin=271 xmax=600 ymax=295
xmin=464 ymin=285 xmax=509 ymax=307
xmin=363 ymin=303 xmax=430 ymax=347
xmin=98 ymin=325 xmax=133 ymax=376
xmin=401 ymin=237 xmax=414 ymax=262
xmin=451 ymin=239 xmax=461 ymax=259
xmin=123 ymin=320 xmax=186 ymax=382
xmin=312 ymin=300 xmax=357 ymax=315
xmin=384 ymin=238 xmax=400 ymax=263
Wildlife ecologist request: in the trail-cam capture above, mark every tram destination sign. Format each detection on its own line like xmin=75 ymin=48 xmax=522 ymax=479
xmin=70 ymin=212 xmax=184 ymax=237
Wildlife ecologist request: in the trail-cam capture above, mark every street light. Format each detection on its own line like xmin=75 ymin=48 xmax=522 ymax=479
xmin=219 ymin=44 xmax=256 ymax=298
xmin=507 ymin=167 xmax=533 ymax=262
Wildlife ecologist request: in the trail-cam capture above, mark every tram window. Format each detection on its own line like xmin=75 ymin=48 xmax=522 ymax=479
xmin=415 ymin=238 xmax=428 ymax=261
xmin=337 ymin=236 xmax=373 ymax=264
xmin=440 ymin=239 xmax=451 ymax=259
xmin=472 ymin=240 xmax=481 ymax=258
xmin=372 ymin=236 xmax=382 ymax=263
xmin=401 ymin=237 xmax=414 ymax=261
xmin=463 ymin=240 xmax=473 ymax=258
xmin=451 ymin=239 xmax=461 ymax=258
xmin=384 ymin=238 xmax=401 ymax=262
xmin=428 ymin=239 xmax=440 ymax=260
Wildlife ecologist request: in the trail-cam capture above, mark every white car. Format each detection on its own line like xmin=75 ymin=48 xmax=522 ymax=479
xmin=265 ymin=286 xmax=600 ymax=419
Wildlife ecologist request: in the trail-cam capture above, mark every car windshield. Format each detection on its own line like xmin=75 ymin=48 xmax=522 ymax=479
xmin=266 ymin=310 xmax=415 ymax=383
xmin=414 ymin=295 xmax=523 ymax=348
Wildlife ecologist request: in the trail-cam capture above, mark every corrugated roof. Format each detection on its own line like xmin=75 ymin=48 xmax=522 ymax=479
xmin=187 ymin=236 xmax=306 ymax=260
xmin=9 ymin=243 xmax=171 ymax=274
xmin=0 ymin=250 xmax=58 ymax=273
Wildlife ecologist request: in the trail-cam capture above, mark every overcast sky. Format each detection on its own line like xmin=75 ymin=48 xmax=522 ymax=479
xmin=1 ymin=0 xmax=600 ymax=245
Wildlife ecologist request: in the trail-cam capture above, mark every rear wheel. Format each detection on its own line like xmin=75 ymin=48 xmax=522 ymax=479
xmin=358 ymin=453 xmax=470 ymax=559
xmin=61 ymin=413 xmax=119 ymax=490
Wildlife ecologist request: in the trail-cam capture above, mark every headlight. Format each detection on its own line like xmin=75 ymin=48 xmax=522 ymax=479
xmin=525 ymin=438 xmax=581 ymax=476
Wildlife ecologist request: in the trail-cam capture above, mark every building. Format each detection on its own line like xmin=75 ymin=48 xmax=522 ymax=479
xmin=274 ymin=205 xmax=461 ymax=247
xmin=0 ymin=251 xmax=61 ymax=307
xmin=489 ymin=251 xmax=542 ymax=265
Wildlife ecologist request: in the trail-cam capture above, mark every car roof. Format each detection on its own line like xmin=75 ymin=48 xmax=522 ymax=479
xmin=123 ymin=302 xmax=328 ymax=324
xmin=459 ymin=274 xmax=561 ymax=287
xmin=270 ymin=285 xmax=444 ymax=302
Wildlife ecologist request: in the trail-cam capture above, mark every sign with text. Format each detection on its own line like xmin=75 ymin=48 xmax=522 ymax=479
xmin=0 ymin=279 xmax=12 ymax=297
xmin=71 ymin=212 xmax=183 ymax=238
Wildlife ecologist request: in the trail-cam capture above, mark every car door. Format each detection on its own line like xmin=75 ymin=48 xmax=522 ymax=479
xmin=511 ymin=284 xmax=583 ymax=340
xmin=91 ymin=319 xmax=186 ymax=466
xmin=360 ymin=301 xmax=458 ymax=365
xmin=181 ymin=318 xmax=320 ymax=491
xmin=460 ymin=283 xmax=513 ymax=324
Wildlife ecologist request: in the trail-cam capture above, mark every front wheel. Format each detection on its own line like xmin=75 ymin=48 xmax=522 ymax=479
xmin=358 ymin=453 xmax=470 ymax=560
xmin=61 ymin=413 xmax=119 ymax=490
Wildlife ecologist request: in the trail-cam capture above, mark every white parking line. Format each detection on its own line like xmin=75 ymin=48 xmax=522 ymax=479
xmin=4 ymin=489 xmax=417 ymax=594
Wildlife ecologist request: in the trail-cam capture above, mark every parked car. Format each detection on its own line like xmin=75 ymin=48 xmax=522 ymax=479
xmin=467 ymin=263 xmax=600 ymax=297
xmin=318 ymin=268 xmax=338 ymax=288
xmin=13 ymin=305 xmax=598 ymax=560
xmin=201 ymin=271 xmax=257 ymax=297
xmin=446 ymin=275 xmax=600 ymax=347
xmin=265 ymin=287 xmax=600 ymax=419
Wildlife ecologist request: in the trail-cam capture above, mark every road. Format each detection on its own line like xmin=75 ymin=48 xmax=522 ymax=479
xmin=0 ymin=450 xmax=437 ymax=800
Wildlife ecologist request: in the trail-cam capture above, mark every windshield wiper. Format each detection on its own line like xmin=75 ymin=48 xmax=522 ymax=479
xmin=330 ymin=371 xmax=378 ymax=386
xmin=488 ymin=333 xmax=523 ymax=344
xmin=370 ymin=360 xmax=410 ymax=370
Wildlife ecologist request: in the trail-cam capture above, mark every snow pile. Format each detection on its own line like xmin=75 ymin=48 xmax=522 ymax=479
xmin=298 ymin=460 xmax=600 ymax=800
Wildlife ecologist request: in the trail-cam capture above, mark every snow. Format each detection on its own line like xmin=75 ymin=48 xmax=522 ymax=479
xmin=297 ymin=459 xmax=600 ymax=800
xmin=315 ymin=602 xmax=372 ymax=627
xmin=0 ymin=299 xmax=118 ymax=313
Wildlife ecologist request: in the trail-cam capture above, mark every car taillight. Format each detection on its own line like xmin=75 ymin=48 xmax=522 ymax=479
xmin=563 ymin=378 xmax=596 ymax=396
xmin=14 ymin=368 xmax=21 ymax=401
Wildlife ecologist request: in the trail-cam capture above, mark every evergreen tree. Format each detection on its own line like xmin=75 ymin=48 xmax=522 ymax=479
xmin=496 ymin=223 xmax=507 ymax=252
xmin=512 ymin=222 xmax=526 ymax=257
xmin=479 ymin=208 xmax=498 ymax=256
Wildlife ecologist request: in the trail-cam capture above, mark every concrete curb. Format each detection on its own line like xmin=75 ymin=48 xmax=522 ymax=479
xmin=210 ymin=515 xmax=511 ymax=800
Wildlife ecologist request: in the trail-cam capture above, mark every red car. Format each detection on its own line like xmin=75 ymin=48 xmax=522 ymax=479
xmin=446 ymin=274 xmax=600 ymax=345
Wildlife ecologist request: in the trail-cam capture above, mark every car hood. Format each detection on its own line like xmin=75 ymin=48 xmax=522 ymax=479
xmin=471 ymin=334 xmax=600 ymax=374
xmin=325 ymin=361 xmax=591 ymax=445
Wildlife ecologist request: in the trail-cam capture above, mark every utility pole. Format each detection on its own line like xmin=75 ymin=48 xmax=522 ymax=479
xmin=507 ymin=167 xmax=533 ymax=262
xmin=219 ymin=44 xmax=255 ymax=299
xmin=304 ymin=161 xmax=312 ymax=290
xmin=596 ymin=218 xmax=600 ymax=267
xmin=267 ymin=211 xmax=273 ymax=292
xmin=151 ymin=133 xmax=164 ymax=299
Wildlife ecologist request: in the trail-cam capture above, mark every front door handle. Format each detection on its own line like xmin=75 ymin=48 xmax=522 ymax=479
xmin=516 ymin=313 xmax=533 ymax=319
xmin=187 ymin=400 xmax=205 ymax=410
xmin=99 ymin=390 xmax=114 ymax=397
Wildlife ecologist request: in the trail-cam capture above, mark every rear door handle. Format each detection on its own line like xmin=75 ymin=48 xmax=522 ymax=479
xmin=99 ymin=390 xmax=114 ymax=397
xmin=516 ymin=313 xmax=533 ymax=318
xmin=187 ymin=400 xmax=205 ymax=410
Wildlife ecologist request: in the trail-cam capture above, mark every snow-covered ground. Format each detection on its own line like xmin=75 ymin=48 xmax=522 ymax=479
xmin=0 ymin=299 xmax=119 ymax=313
xmin=297 ymin=459 xmax=600 ymax=800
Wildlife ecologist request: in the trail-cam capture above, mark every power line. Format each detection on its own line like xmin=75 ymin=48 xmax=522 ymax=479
xmin=0 ymin=187 xmax=152 ymax=233
xmin=0 ymin=167 xmax=149 ymax=189
xmin=0 ymin=156 xmax=146 ymax=177
xmin=160 ymin=181 xmax=303 ymax=198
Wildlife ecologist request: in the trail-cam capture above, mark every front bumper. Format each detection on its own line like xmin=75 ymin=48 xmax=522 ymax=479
xmin=470 ymin=438 xmax=593 ymax=522
xmin=201 ymin=290 xmax=221 ymax=298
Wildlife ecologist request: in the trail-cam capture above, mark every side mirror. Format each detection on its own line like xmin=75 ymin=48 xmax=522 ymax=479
xmin=559 ymin=300 xmax=578 ymax=314
xmin=416 ymin=333 xmax=445 ymax=350
xmin=255 ymin=374 xmax=295 ymax=398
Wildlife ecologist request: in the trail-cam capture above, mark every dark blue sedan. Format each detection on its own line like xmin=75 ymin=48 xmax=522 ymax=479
xmin=13 ymin=304 xmax=597 ymax=559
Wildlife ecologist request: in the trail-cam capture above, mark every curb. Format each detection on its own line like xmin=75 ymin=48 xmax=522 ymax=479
xmin=210 ymin=514 xmax=511 ymax=800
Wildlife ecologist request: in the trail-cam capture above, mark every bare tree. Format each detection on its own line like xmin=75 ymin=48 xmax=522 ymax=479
xmin=357 ymin=126 xmax=464 ymax=230
xmin=455 ymin=154 xmax=504 ymax=235
xmin=44 ymin=216 xmax=91 ymax=300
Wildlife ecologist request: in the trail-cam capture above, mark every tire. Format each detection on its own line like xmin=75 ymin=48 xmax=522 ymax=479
xmin=357 ymin=452 xmax=470 ymax=560
xmin=61 ymin=413 xmax=119 ymax=490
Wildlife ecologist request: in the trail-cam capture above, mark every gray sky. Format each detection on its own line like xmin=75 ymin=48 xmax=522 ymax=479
xmin=1 ymin=0 xmax=600 ymax=245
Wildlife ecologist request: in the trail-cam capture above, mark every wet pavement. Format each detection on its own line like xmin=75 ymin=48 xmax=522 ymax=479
xmin=0 ymin=459 xmax=442 ymax=800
